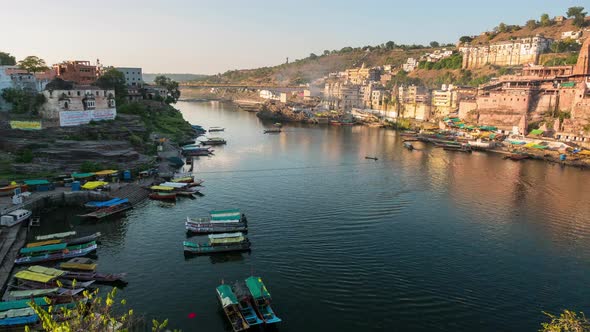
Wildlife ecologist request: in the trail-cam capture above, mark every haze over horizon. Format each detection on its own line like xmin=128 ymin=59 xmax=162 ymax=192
xmin=1 ymin=0 xmax=585 ymax=74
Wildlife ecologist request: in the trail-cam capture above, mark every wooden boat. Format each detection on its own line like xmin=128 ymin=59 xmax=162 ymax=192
xmin=330 ymin=120 xmax=342 ymax=126
xmin=149 ymin=192 xmax=177 ymax=201
xmin=400 ymin=131 xmax=418 ymax=137
xmin=443 ymin=144 xmax=472 ymax=153
xmin=182 ymin=146 xmax=214 ymax=156
xmin=403 ymin=138 xmax=419 ymax=142
xmin=365 ymin=156 xmax=378 ymax=160
xmin=232 ymin=281 xmax=264 ymax=327
xmin=185 ymin=221 xmax=248 ymax=234
xmin=59 ymin=257 xmax=97 ymax=271
xmin=184 ymin=233 xmax=251 ymax=255
xmin=264 ymin=128 xmax=282 ymax=134
xmin=25 ymin=232 xmax=101 ymax=248
xmin=6 ymin=287 xmax=84 ymax=300
xmin=403 ymin=142 xmax=414 ymax=150
xmin=61 ymin=271 xmax=127 ymax=284
xmin=245 ymin=276 xmax=281 ymax=324
xmin=35 ymin=231 xmax=76 ymax=241
xmin=78 ymin=202 xmax=132 ymax=219
xmin=209 ymin=127 xmax=225 ymax=132
xmin=504 ymin=153 xmax=529 ymax=161
xmin=84 ymin=198 xmax=128 ymax=209
xmin=0 ymin=184 xmax=27 ymax=197
xmin=201 ymin=137 xmax=227 ymax=146
xmin=15 ymin=241 xmax=98 ymax=265
xmin=216 ymin=285 xmax=250 ymax=332
xmin=1 ymin=209 xmax=32 ymax=227
xmin=185 ymin=209 xmax=247 ymax=234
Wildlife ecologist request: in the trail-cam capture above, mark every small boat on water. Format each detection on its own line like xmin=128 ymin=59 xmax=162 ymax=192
xmin=25 ymin=232 xmax=101 ymax=248
xmin=78 ymin=202 xmax=132 ymax=219
xmin=186 ymin=209 xmax=247 ymax=234
xmin=365 ymin=156 xmax=378 ymax=161
xmin=36 ymin=231 xmax=76 ymax=241
xmin=1 ymin=209 xmax=32 ymax=227
xmin=61 ymin=271 xmax=127 ymax=284
xmin=404 ymin=142 xmax=414 ymax=150
xmin=15 ymin=241 xmax=98 ymax=265
xmin=183 ymin=233 xmax=251 ymax=255
xmin=209 ymin=127 xmax=225 ymax=132
xmin=201 ymin=137 xmax=227 ymax=146
xmin=504 ymin=153 xmax=529 ymax=161
xmin=245 ymin=276 xmax=281 ymax=324
xmin=443 ymin=144 xmax=472 ymax=153
xmin=59 ymin=257 xmax=97 ymax=271
xmin=400 ymin=131 xmax=418 ymax=137
xmin=216 ymin=285 xmax=250 ymax=332
xmin=232 ymin=281 xmax=264 ymax=327
xmin=149 ymin=192 xmax=177 ymax=201
xmin=0 ymin=184 xmax=27 ymax=197
xmin=403 ymin=138 xmax=419 ymax=142
xmin=264 ymin=128 xmax=282 ymax=134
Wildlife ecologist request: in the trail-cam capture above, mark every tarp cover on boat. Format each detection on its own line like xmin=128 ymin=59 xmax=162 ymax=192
xmin=0 ymin=298 xmax=47 ymax=311
xmin=25 ymin=239 xmax=62 ymax=248
xmin=23 ymin=180 xmax=50 ymax=186
xmin=217 ymin=285 xmax=238 ymax=307
xmin=210 ymin=209 xmax=241 ymax=222
xmin=245 ymin=276 xmax=271 ymax=299
xmin=160 ymin=182 xmax=188 ymax=188
xmin=150 ymin=185 xmax=175 ymax=191
xmin=93 ymin=170 xmax=118 ymax=176
xmin=171 ymin=177 xmax=193 ymax=183
xmin=27 ymin=265 xmax=65 ymax=277
xmin=208 ymin=233 xmax=245 ymax=244
xmin=20 ymin=243 xmax=67 ymax=254
xmin=14 ymin=271 xmax=57 ymax=283
xmin=0 ymin=314 xmax=39 ymax=326
xmin=8 ymin=288 xmax=59 ymax=298
xmin=82 ymin=181 xmax=108 ymax=190
xmin=0 ymin=308 xmax=35 ymax=319
xmin=71 ymin=173 xmax=94 ymax=179
xmin=35 ymin=231 xmax=76 ymax=241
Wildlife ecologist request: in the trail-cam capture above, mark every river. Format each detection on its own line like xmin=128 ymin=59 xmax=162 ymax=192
xmin=37 ymin=100 xmax=590 ymax=331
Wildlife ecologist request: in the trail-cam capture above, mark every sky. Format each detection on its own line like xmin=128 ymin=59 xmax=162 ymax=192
xmin=1 ymin=0 xmax=586 ymax=74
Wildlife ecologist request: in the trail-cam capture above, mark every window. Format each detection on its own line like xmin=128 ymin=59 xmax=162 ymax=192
xmin=96 ymin=91 xmax=99 ymax=96
xmin=77 ymin=91 xmax=81 ymax=96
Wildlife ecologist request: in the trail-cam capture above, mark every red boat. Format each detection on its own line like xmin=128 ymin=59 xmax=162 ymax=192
xmin=149 ymin=192 xmax=177 ymax=201
xmin=503 ymin=153 xmax=529 ymax=161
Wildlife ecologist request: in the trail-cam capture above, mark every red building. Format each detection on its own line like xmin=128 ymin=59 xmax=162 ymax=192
xmin=53 ymin=60 xmax=100 ymax=85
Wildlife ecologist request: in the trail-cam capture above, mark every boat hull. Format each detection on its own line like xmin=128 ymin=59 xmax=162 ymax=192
xmin=15 ymin=243 xmax=97 ymax=265
xmin=184 ymin=241 xmax=251 ymax=255
xmin=186 ymin=222 xmax=248 ymax=234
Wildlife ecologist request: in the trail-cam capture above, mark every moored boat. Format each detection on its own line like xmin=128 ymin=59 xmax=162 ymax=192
xmin=403 ymin=142 xmax=414 ymax=150
xmin=365 ymin=156 xmax=378 ymax=160
xmin=443 ymin=144 xmax=472 ymax=153
xmin=201 ymin=137 xmax=227 ymax=146
xmin=209 ymin=127 xmax=225 ymax=132
xmin=59 ymin=257 xmax=97 ymax=271
xmin=264 ymin=128 xmax=282 ymax=134
xmin=15 ymin=241 xmax=98 ymax=265
xmin=78 ymin=202 xmax=132 ymax=219
xmin=245 ymin=276 xmax=281 ymax=324
xmin=232 ymin=281 xmax=264 ymax=326
xmin=183 ymin=233 xmax=251 ymax=255
xmin=216 ymin=284 xmax=250 ymax=332
xmin=504 ymin=153 xmax=529 ymax=161
xmin=185 ymin=209 xmax=247 ymax=234
xmin=149 ymin=192 xmax=177 ymax=201
xmin=1 ymin=209 xmax=32 ymax=227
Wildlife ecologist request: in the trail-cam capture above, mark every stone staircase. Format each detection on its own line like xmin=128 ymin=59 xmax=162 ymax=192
xmin=0 ymin=223 xmax=27 ymax=293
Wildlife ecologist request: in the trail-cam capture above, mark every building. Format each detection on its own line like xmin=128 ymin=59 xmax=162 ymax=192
xmin=144 ymin=86 xmax=169 ymax=100
xmin=561 ymin=31 xmax=582 ymax=40
xmin=398 ymin=85 xmax=431 ymax=120
xmin=402 ymin=58 xmax=418 ymax=72
xmin=460 ymin=35 xmax=552 ymax=69
xmin=344 ymin=64 xmax=380 ymax=84
xmin=115 ymin=67 xmax=143 ymax=87
xmin=431 ymin=84 xmax=459 ymax=117
xmin=53 ymin=61 xmax=100 ymax=85
xmin=323 ymin=82 xmax=361 ymax=111
xmin=259 ymin=89 xmax=281 ymax=101
xmin=41 ymin=85 xmax=116 ymax=125
xmin=423 ymin=49 xmax=454 ymax=63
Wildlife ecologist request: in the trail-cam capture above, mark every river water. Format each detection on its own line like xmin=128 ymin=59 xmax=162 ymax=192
xmin=38 ymin=101 xmax=590 ymax=331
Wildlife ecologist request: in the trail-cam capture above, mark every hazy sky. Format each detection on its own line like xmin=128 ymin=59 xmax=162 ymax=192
xmin=1 ymin=0 xmax=585 ymax=74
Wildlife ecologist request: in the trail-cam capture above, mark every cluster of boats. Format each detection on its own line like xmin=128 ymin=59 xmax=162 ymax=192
xmin=149 ymin=176 xmax=204 ymax=201
xmin=183 ymin=209 xmax=251 ymax=255
xmin=216 ymin=276 xmax=281 ymax=331
xmin=78 ymin=197 xmax=132 ymax=220
xmin=0 ymin=231 xmax=126 ymax=327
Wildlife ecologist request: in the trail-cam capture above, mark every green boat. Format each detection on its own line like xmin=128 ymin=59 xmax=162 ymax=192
xmin=216 ymin=285 xmax=249 ymax=332
xmin=245 ymin=276 xmax=281 ymax=324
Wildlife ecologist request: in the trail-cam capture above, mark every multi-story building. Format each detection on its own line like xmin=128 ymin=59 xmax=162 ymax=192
xmin=53 ymin=60 xmax=100 ymax=85
xmin=41 ymin=84 xmax=116 ymax=125
xmin=324 ymin=82 xmax=361 ymax=111
xmin=460 ymin=35 xmax=552 ymax=69
xmin=344 ymin=64 xmax=380 ymax=84
xmin=115 ymin=67 xmax=143 ymax=87
xmin=398 ymin=85 xmax=431 ymax=120
xmin=402 ymin=58 xmax=418 ymax=72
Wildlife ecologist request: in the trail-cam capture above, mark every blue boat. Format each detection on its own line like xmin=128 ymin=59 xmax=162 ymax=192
xmin=0 ymin=315 xmax=39 ymax=326
xmin=232 ymin=281 xmax=264 ymax=326
xmin=245 ymin=276 xmax=282 ymax=324
xmin=84 ymin=198 xmax=128 ymax=209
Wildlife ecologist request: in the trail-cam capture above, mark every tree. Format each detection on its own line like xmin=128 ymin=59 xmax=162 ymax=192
xmin=94 ymin=68 xmax=128 ymax=106
xmin=0 ymin=51 xmax=16 ymax=65
xmin=1 ymin=88 xmax=46 ymax=114
xmin=567 ymin=6 xmax=587 ymax=27
xmin=154 ymin=75 xmax=181 ymax=103
xmin=17 ymin=56 xmax=49 ymax=73
xmin=429 ymin=41 xmax=440 ymax=48
xmin=550 ymin=38 xmax=582 ymax=53
xmin=540 ymin=13 xmax=552 ymax=27
xmin=323 ymin=50 xmax=330 ymax=56
xmin=540 ymin=310 xmax=590 ymax=332
xmin=526 ymin=19 xmax=538 ymax=29
xmin=497 ymin=22 xmax=508 ymax=33
xmin=385 ymin=41 xmax=396 ymax=50
xmin=309 ymin=53 xmax=318 ymax=60
xmin=459 ymin=36 xmax=473 ymax=44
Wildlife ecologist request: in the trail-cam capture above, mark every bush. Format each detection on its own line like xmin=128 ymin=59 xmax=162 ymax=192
xmin=129 ymin=134 xmax=143 ymax=146
xmin=15 ymin=149 xmax=33 ymax=163
xmin=80 ymin=161 xmax=103 ymax=173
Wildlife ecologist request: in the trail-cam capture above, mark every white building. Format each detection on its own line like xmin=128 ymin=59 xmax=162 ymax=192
xmin=115 ymin=67 xmax=143 ymax=87
xmin=41 ymin=85 xmax=116 ymax=125
xmin=259 ymin=89 xmax=281 ymax=101
xmin=402 ymin=58 xmax=418 ymax=72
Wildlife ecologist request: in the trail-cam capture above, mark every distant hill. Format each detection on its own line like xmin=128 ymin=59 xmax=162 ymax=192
xmin=143 ymin=73 xmax=207 ymax=83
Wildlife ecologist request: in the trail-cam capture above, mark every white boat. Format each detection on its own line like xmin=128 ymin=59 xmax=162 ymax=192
xmin=1 ymin=209 xmax=32 ymax=227
xmin=468 ymin=140 xmax=494 ymax=149
xmin=209 ymin=127 xmax=225 ymax=132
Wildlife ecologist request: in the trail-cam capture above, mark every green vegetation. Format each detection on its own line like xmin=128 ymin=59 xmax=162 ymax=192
xmin=118 ymin=102 xmax=193 ymax=143
xmin=540 ymin=13 xmax=553 ymax=27
xmin=80 ymin=161 xmax=104 ymax=173
xmin=17 ymin=56 xmax=49 ymax=73
xmin=540 ymin=309 xmax=590 ymax=332
xmin=94 ymin=68 xmax=128 ymax=106
xmin=417 ymin=53 xmax=462 ymax=70
xmin=0 ymin=51 xmax=16 ymax=65
xmin=550 ymin=39 xmax=582 ymax=53
xmin=526 ymin=19 xmax=538 ymax=30
xmin=544 ymin=53 xmax=579 ymax=66
xmin=154 ymin=75 xmax=181 ymax=103
xmin=1 ymin=88 xmax=46 ymax=115
xmin=14 ymin=149 xmax=33 ymax=163
xmin=567 ymin=6 xmax=587 ymax=28
xmin=459 ymin=36 xmax=473 ymax=44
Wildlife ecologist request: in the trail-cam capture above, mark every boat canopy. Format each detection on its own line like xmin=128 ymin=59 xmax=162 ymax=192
xmin=0 ymin=307 xmax=36 ymax=319
xmin=217 ymin=285 xmax=239 ymax=307
xmin=23 ymin=180 xmax=50 ymax=186
xmin=93 ymin=170 xmax=118 ymax=176
xmin=35 ymin=231 xmax=76 ymax=241
xmin=71 ymin=173 xmax=94 ymax=179
xmin=20 ymin=243 xmax=67 ymax=254
xmin=27 ymin=265 xmax=65 ymax=277
xmin=14 ymin=270 xmax=57 ymax=283
xmin=210 ymin=209 xmax=241 ymax=222
xmin=150 ymin=185 xmax=175 ymax=191
xmin=25 ymin=239 xmax=62 ymax=248
xmin=160 ymin=182 xmax=188 ymax=188
xmin=171 ymin=177 xmax=193 ymax=183
xmin=245 ymin=276 xmax=271 ymax=299
xmin=82 ymin=181 xmax=108 ymax=190
xmin=86 ymin=198 xmax=128 ymax=208
xmin=60 ymin=262 xmax=97 ymax=271
xmin=8 ymin=288 xmax=59 ymax=298
xmin=0 ymin=298 xmax=47 ymax=311
xmin=209 ymin=233 xmax=245 ymax=244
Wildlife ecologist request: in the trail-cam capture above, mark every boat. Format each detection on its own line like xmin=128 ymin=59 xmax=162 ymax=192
xmin=443 ymin=144 xmax=472 ymax=153
xmin=0 ymin=184 xmax=27 ymax=197
xmin=504 ymin=153 xmax=529 ymax=161
xmin=1 ymin=209 xmax=32 ymax=227
xmin=400 ymin=131 xmax=418 ymax=137
xmin=84 ymin=198 xmax=128 ymax=209
xmin=59 ymin=257 xmax=97 ymax=271
xmin=78 ymin=202 xmax=132 ymax=219
xmin=61 ymin=271 xmax=127 ymax=284
xmin=264 ymin=128 xmax=282 ymax=134
xmin=245 ymin=276 xmax=281 ymax=324
xmin=209 ymin=127 xmax=225 ymax=132
xmin=403 ymin=142 xmax=414 ymax=150
xmin=185 ymin=209 xmax=247 ymax=234
xmin=35 ymin=231 xmax=76 ymax=241
xmin=149 ymin=192 xmax=177 ymax=201
xmin=216 ymin=285 xmax=250 ymax=332
xmin=232 ymin=281 xmax=264 ymax=327
xmin=403 ymin=138 xmax=419 ymax=142
xmin=364 ymin=156 xmax=378 ymax=161
xmin=25 ymin=232 xmax=101 ymax=248
xmin=274 ymin=123 xmax=282 ymax=127
xmin=185 ymin=222 xmax=247 ymax=234
xmin=15 ymin=241 xmax=98 ymax=265
xmin=183 ymin=233 xmax=251 ymax=255
xmin=200 ymin=137 xmax=227 ymax=146
xmin=468 ymin=140 xmax=494 ymax=150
